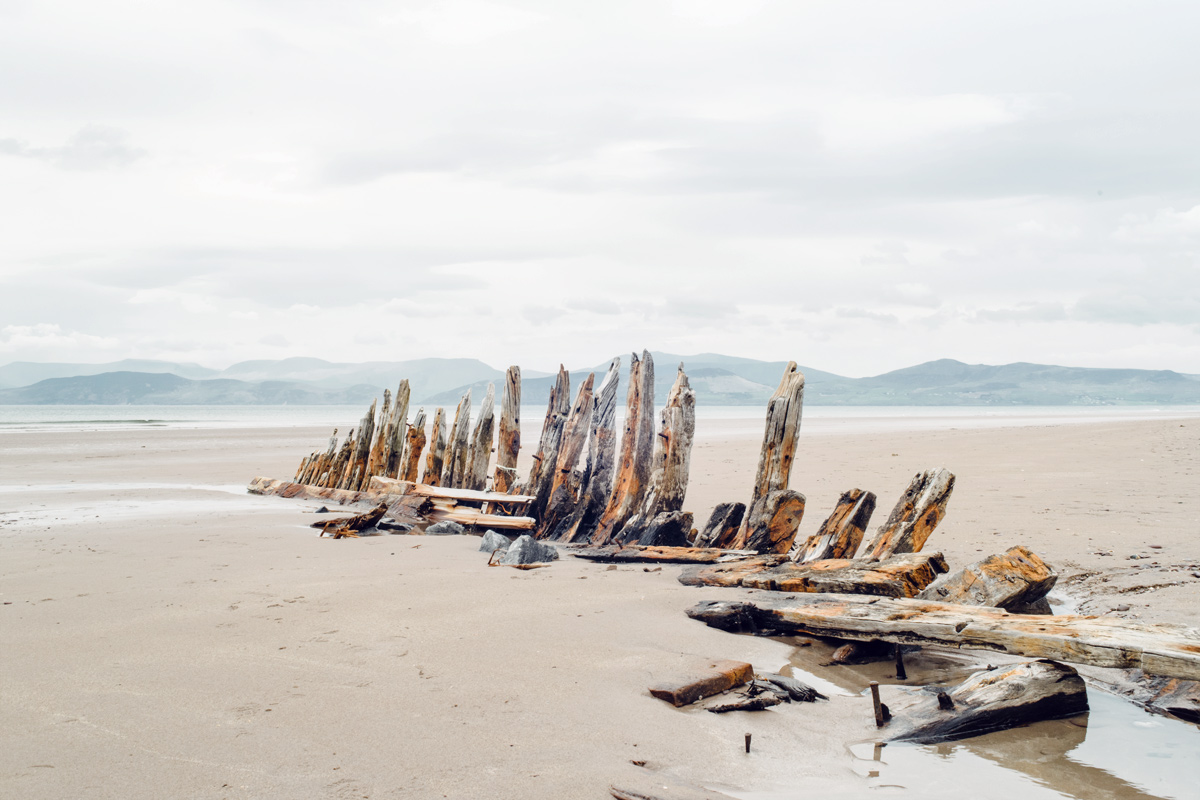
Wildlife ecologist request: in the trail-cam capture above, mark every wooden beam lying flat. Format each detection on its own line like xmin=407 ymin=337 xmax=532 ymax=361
xmin=686 ymin=593 xmax=1200 ymax=681
xmin=570 ymin=545 xmax=758 ymax=564
xmin=679 ymin=552 xmax=948 ymax=598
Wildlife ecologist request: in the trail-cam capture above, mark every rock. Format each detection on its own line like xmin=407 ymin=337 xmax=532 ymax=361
xmin=425 ymin=520 xmax=466 ymax=536
xmin=499 ymin=534 xmax=560 ymax=565
xmin=377 ymin=518 xmax=413 ymax=532
xmin=649 ymin=660 xmax=754 ymax=707
xmin=479 ymin=530 xmax=513 ymax=553
xmin=315 ymin=506 xmax=330 ymax=513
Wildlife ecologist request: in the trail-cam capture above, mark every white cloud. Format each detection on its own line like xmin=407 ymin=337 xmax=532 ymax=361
xmin=0 ymin=323 xmax=118 ymax=353
xmin=1113 ymin=205 xmax=1200 ymax=244
xmin=818 ymin=94 xmax=1025 ymax=153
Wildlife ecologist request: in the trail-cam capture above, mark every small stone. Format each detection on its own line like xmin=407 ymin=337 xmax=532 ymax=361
xmin=426 ymin=521 xmax=466 ymax=536
xmin=479 ymin=530 xmax=513 ymax=553
xmin=1115 ymin=603 xmax=1131 ymax=612
xmin=499 ymin=534 xmax=559 ymax=565
xmin=1149 ymin=545 xmax=1163 ymax=549
xmin=315 ymin=506 xmax=329 ymax=514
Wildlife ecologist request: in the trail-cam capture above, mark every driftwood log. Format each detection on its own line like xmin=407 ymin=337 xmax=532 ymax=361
xmin=556 ymin=358 xmax=620 ymax=543
xmin=570 ymin=545 xmax=759 ymax=564
xmin=539 ymin=372 xmax=595 ymax=537
xmin=687 ymin=593 xmax=1200 ymax=680
xmin=464 ymin=383 xmax=495 ymax=492
xmin=615 ymin=365 xmax=696 ymax=544
xmin=694 ymin=502 xmax=745 ymax=549
xmin=739 ymin=362 xmax=804 ymax=544
xmin=524 ymin=366 xmax=571 ymax=522
xmin=679 ymin=552 xmax=948 ymax=597
xmin=441 ymin=390 xmax=472 ymax=489
xmin=862 ymin=468 xmax=955 ymax=561
xmin=313 ymin=502 xmax=388 ymax=538
xmin=793 ymin=488 xmax=876 ymax=562
xmin=422 ymin=407 xmax=447 ymax=487
xmin=919 ymin=545 xmax=1057 ymax=609
xmin=592 ymin=351 xmax=656 ymax=545
xmin=400 ymin=408 xmax=427 ymax=483
xmin=493 ymin=366 xmax=521 ymax=494
xmin=881 ymin=660 xmax=1088 ymax=743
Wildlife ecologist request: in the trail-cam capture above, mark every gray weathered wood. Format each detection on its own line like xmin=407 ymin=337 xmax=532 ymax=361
xmin=694 ymin=502 xmax=745 ymax=549
xmin=739 ymin=362 xmax=804 ymax=543
xmin=400 ymin=408 xmax=427 ymax=483
xmin=556 ymin=358 xmax=620 ymax=543
xmin=383 ymin=380 xmax=411 ymax=480
xmin=687 ymin=593 xmax=1200 ymax=681
xmin=862 ymin=468 xmax=955 ymax=561
xmin=679 ymin=552 xmax=948 ymax=597
xmin=464 ymin=383 xmax=495 ymax=492
xmin=733 ymin=488 xmax=805 ymax=554
xmin=793 ymin=488 xmax=876 ymax=562
xmin=523 ymin=366 xmax=571 ymax=521
xmin=493 ymin=366 xmax=521 ymax=494
xmin=339 ymin=400 xmax=376 ymax=491
xmin=441 ymin=390 xmax=472 ymax=489
xmin=422 ymin=407 xmax=447 ymax=486
xmin=364 ymin=388 xmax=393 ymax=479
xmin=919 ymin=545 xmax=1057 ymax=609
xmin=592 ymin=351 xmax=655 ymax=545
xmin=539 ymin=372 xmax=594 ymax=538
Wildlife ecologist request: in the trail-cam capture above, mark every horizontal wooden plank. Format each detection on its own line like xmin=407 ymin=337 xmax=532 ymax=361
xmin=369 ymin=475 xmax=535 ymax=504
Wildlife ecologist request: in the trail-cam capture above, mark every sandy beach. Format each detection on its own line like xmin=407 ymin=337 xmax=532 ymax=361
xmin=2 ymin=413 xmax=1199 ymax=799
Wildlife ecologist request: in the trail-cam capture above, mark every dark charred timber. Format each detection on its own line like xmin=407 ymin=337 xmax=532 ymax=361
xmin=400 ymin=408 xmax=427 ymax=483
xmin=881 ymin=660 xmax=1088 ymax=743
xmin=465 ymin=383 xmax=496 ymax=492
xmin=523 ymin=366 xmax=571 ymax=522
xmin=591 ymin=351 xmax=655 ymax=545
xmin=556 ymin=358 xmax=620 ymax=543
xmin=694 ymin=502 xmax=745 ymax=549
xmin=738 ymin=362 xmax=804 ymax=545
xmin=441 ymin=390 xmax=472 ymax=489
xmin=732 ymin=489 xmax=805 ymax=554
xmin=615 ymin=365 xmax=696 ymax=544
xmin=685 ymin=593 xmax=1200 ymax=680
xmin=679 ymin=552 xmax=948 ymax=597
xmin=383 ymin=380 xmax=411 ymax=479
xmin=313 ymin=502 xmax=389 ymax=538
xmin=422 ymin=407 xmax=447 ymax=487
xmin=919 ymin=546 xmax=1057 ymax=609
xmin=793 ymin=489 xmax=877 ymax=562
xmin=538 ymin=373 xmax=595 ymax=538
xmin=493 ymin=366 xmax=521 ymax=494
xmin=861 ymin=468 xmax=955 ymax=561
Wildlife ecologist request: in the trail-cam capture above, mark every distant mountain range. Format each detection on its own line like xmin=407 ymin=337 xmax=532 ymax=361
xmin=1 ymin=354 xmax=1198 ymax=406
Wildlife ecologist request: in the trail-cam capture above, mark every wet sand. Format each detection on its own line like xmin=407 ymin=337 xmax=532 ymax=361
xmin=1 ymin=415 xmax=1198 ymax=799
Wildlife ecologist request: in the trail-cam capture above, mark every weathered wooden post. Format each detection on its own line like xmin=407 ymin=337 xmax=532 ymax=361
xmin=524 ymin=366 xmax=570 ymax=521
xmin=401 ymin=408 xmax=427 ymax=483
xmin=326 ymin=427 xmax=355 ymax=488
xmin=493 ymin=366 xmax=521 ymax=494
xmin=441 ymin=391 xmax=472 ymax=489
xmin=422 ymin=408 xmax=447 ymax=486
xmin=384 ymin=380 xmax=411 ymax=479
xmin=615 ymin=364 xmax=696 ymax=545
xmin=465 ymin=383 xmax=496 ymax=491
xmin=792 ymin=488 xmax=877 ymax=562
xmin=591 ymin=351 xmax=655 ymax=545
xmin=556 ymin=358 xmax=620 ymax=543
xmin=861 ymin=468 xmax=955 ymax=561
xmin=364 ymin=388 xmax=393 ymax=479
xmin=538 ymin=372 xmax=595 ymax=538
xmin=695 ymin=502 xmax=746 ymax=549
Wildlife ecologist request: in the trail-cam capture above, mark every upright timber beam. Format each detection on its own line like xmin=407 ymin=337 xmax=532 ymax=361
xmin=556 ymin=358 xmax=620 ymax=543
xmin=793 ymin=488 xmax=877 ymax=562
xmin=401 ymin=408 xmax=427 ymax=483
xmin=539 ymin=372 xmax=595 ymax=538
xmin=384 ymin=380 xmax=411 ymax=479
xmin=862 ymin=468 xmax=955 ymax=561
xmin=442 ymin=390 xmax=472 ymax=489
xmin=524 ymin=366 xmax=571 ymax=522
xmin=464 ymin=383 xmax=496 ymax=492
xmin=738 ymin=361 xmax=805 ymax=544
xmin=492 ymin=366 xmax=522 ymax=494
xmin=591 ymin=351 xmax=655 ymax=545
xmin=364 ymin=388 xmax=393 ymax=479
xmin=422 ymin=407 xmax=447 ymax=487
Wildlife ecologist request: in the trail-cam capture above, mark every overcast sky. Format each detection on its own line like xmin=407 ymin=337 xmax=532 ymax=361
xmin=2 ymin=0 xmax=1198 ymax=377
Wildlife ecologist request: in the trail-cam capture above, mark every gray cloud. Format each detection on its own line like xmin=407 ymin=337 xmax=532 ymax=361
xmin=0 ymin=125 xmax=145 ymax=170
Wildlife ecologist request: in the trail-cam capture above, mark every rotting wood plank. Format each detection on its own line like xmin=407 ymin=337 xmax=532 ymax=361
xmin=383 ymin=380 xmax=411 ymax=479
xmin=570 ymin=545 xmax=759 ymax=564
xmin=425 ymin=505 xmax=535 ymax=530
xmin=793 ymin=488 xmax=876 ymax=562
xmin=493 ymin=366 xmax=522 ymax=494
xmin=524 ymin=366 xmax=571 ymax=522
xmin=364 ymin=388 xmax=393 ymax=480
xmin=441 ymin=390 xmax=472 ymax=489
xmin=400 ymin=408 xmax=427 ymax=483
xmin=732 ymin=489 xmax=805 ymax=554
xmin=738 ymin=362 xmax=804 ymax=543
xmin=539 ymin=372 xmax=595 ymax=538
xmin=919 ymin=545 xmax=1057 ymax=609
xmin=556 ymin=358 xmax=620 ymax=543
xmin=861 ymin=468 xmax=955 ymax=561
xmin=326 ymin=427 xmax=355 ymax=489
xmin=465 ymin=383 xmax=496 ymax=492
xmin=422 ymin=407 xmax=447 ymax=486
xmin=694 ymin=502 xmax=745 ymax=549
xmin=616 ymin=364 xmax=696 ymax=544
xmin=679 ymin=552 xmax=948 ymax=597
xmin=686 ymin=593 xmax=1200 ymax=681
xmin=369 ymin=476 xmax=535 ymax=506
xmin=591 ymin=351 xmax=655 ymax=545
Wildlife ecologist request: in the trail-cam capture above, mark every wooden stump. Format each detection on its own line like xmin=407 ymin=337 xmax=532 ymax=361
xmin=862 ymin=468 xmax=955 ymax=561
xmin=739 ymin=362 xmax=805 ymax=543
xmin=632 ymin=510 xmax=694 ymax=548
xmin=694 ymin=502 xmax=745 ymax=549
xmin=539 ymin=373 xmax=595 ymax=538
xmin=556 ymin=358 xmax=621 ymax=543
xmin=422 ymin=407 xmax=447 ymax=486
xmin=615 ymin=364 xmax=696 ymax=544
xmin=591 ymin=351 xmax=655 ymax=545
xmin=326 ymin=427 xmax=355 ymax=489
xmin=384 ymin=380 xmax=411 ymax=479
xmin=919 ymin=545 xmax=1057 ymax=609
xmin=441 ymin=390 xmax=472 ymax=489
xmin=364 ymin=388 xmax=393 ymax=480
xmin=338 ymin=401 xmax=376 ymax=491
xmin=882 ymin=661 xmax=1088 ymax=743
xmin=793 ymin=488 xmax=876 ymax=562
xmin=493 ymin=366 xmax=521 ymax=494
xmin=400 ymin=408 xmax=427 ymax=483
xmin=464 ymin=383 xmax=495 ymax=492
xmin=732 ymin=489 xmax=805 ymax=554
xmin=523 ymin=366 xmax=571 ymax=522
